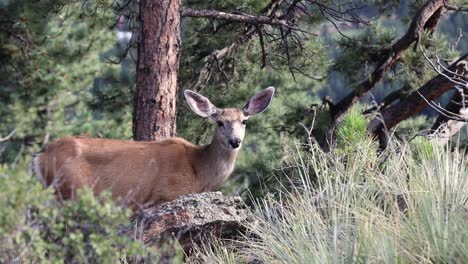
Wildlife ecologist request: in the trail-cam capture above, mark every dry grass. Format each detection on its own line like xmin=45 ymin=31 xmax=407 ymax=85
xmin=192 ymin=140 xmax=467 ymax=263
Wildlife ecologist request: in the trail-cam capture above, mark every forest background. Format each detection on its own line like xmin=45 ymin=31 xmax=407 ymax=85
xmin=1 ymin=0 xmax=466 ymax=194
xmin=0 ymin=0 xmax=467 ymax=262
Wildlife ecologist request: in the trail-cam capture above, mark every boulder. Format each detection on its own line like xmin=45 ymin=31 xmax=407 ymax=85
xmin=127 ymin=192 xmax=254 ymax=260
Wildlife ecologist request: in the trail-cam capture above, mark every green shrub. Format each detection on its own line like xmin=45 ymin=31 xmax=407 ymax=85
xmin=0 ymin=162 xmax=158 ymax=263
xmin=336 ymin=105 xmax=369 ymax=148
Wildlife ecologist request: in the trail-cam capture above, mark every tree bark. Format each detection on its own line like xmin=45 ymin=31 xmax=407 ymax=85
xmin=367 ymin=53 xmax=468 ymax=148
xmin=362 ymin=84 xmax=411 ymax=115
xmin=126 ymin=192 xmax=252 ymax=261
xmin=445 ymin=4 xmax=468 ymax=12
xmin=133 ymin=0 xmax=181 ymax=141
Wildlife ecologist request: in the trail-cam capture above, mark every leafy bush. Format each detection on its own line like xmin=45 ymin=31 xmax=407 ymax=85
xmin=0 ymin=162 xmax=158 ymax=263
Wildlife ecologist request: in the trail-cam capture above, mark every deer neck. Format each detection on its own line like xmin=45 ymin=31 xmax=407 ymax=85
xmin=197 ymin=135 xmax=238 ymax=191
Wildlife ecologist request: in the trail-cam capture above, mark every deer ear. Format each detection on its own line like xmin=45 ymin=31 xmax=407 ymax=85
xmin=184 ymin=90 xmax=219 ymax=118
xmin=242 ymin=87 xmax=275 ymax=116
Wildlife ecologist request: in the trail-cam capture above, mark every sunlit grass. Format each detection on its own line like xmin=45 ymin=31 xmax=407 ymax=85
xmin=192 ymin=140 xmax=467 ymax=263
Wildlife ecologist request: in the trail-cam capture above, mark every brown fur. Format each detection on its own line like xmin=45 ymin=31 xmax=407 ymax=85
xmin=37 ymin=129 xmax=239 ymax=209
xmin=35 ymin=87 xmax=274 ymax=209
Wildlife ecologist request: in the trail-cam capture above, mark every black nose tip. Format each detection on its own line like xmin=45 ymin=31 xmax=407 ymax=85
xmin=229 ymin=139 xmax=241 ymax=149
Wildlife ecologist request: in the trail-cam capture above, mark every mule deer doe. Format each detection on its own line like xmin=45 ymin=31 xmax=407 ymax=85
xmin=31 ymin=87 xmax=275 ymax=209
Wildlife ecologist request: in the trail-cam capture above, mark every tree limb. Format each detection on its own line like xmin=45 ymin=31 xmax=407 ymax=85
xmin=182 ymin=7 xmax=292 ymax=28
xmin=367 ymin=53 xmax=468 ymax=148
xmin=430 ymin=109 xmax=468 ymax=144
xmin=0 ymin=128 xmax=17 ymax=142
xmin=429 ymin=80 xmax=468 ymax=144
xmin=445 ymin=4 xmax=468 ymax=12
xmin=330 ymin=0 xmax=447 ymax=123
xmin=363 ymin=84 xmax=411 ymax=115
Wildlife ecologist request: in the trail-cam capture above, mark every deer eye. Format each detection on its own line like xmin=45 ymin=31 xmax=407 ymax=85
xmin=217 ymin=121 xmax=224 ymax=127
xmin=242 ymin=120 xmax=248 ymax=125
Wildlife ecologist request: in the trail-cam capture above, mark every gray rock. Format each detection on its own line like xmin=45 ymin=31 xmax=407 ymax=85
xmin=127 ymin=192 xmax=254 ymax=260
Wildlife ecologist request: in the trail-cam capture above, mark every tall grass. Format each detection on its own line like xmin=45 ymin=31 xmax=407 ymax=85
xmin=192 ymin=140 xmax=467 ymax=263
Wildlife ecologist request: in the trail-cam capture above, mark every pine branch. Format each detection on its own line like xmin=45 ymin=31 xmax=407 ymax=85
xmin=431 ymin=88 xmax=468 ymax=130
xmin=367 ymin=53 xmax=468 ymax=148
xmin=182 ymin=0 xmax=365 ymax=91
xmin=181 ymin=0 xmax=289 ymax=92
xmin=329 ymin=0 xmax=447 ymax=123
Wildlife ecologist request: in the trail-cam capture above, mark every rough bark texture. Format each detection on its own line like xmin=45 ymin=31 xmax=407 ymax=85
xmin=368 ymin=54 xmax=468 ymax=147
xmin=127 ymin=192 xmax=253 ymax=261
xmin=133 ymin=0 xmax=181 ymax=141
xmin=330 ymin=0 xmax=447 ymax=123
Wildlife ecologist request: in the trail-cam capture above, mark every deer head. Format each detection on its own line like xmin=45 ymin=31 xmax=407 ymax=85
xmin=184 ymin=87 xmax=275 ymax=150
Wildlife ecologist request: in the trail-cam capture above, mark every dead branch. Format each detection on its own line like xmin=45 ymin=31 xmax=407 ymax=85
xmin=431 ymin=88 xmax=468 ymax=129
xmin=420 ymin=45 xmax=467 ymax=86
xmin=310 ymin=1 xmax=371 ymax=25
xmin=428 ymin=53 xmax=468 ymax=144
xmin=185 ymin=42 xmax=241 ymax=92
xmin=419 ymin=90 xmax=467 ymax=122
xmin=430 ymin=110 xmax=468 ymax=144
xmin=451 ymin=29 xmax=463 ymax=50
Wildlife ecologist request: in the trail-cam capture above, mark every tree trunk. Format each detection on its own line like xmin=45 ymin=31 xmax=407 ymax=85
xmin=133 ymin=0 xmax=181 ymax=141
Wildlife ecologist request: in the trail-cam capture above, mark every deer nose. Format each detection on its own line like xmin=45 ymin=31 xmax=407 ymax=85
xmin=228 ymin=138 xmax=241 ymax=149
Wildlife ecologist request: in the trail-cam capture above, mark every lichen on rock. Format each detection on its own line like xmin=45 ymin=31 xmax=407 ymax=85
xmin=127 ymin=192 xmax=254 ymax=260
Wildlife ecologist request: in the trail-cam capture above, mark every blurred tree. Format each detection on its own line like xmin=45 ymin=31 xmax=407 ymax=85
xmin=0 ymin=0 xmax=134 ymax=163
